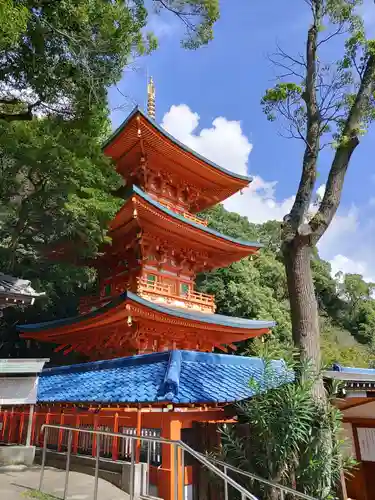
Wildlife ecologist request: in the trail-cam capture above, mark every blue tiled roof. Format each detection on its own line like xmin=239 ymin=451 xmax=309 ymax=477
xmin=103 ymin=107 xmax=251 ymax=183
xmin=38 ymin=350 xmax=293 ymax=404
xmin=122 ymin=185 xmax=262 ymax=249
xmin=17 ymin=291 xmax=276 ymax=332
xmin=332 ymin=364 xmax=375 ymax=376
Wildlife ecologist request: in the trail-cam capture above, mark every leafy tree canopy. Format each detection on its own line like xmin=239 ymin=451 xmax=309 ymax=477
xmin=197 ymin=204 xmax=374 ymax=368
xmin=0 ymin=0 xmax=219 ymax=121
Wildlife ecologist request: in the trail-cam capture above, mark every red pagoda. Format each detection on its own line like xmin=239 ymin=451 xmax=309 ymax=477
xmin=18 ymin=88 xmax=271 ymax=360
xmin=8 ymin=82 xmax=283 ymax=500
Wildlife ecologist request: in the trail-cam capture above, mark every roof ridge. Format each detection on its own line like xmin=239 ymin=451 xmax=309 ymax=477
xmin=158 ymin=350 xmax=182 ymax=401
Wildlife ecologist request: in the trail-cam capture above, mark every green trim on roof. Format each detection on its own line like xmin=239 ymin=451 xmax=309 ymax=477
xmin=17 ymin=291 xmax=275 ymax=332
xmin=122 ymin=184 xmax=262 ymax=249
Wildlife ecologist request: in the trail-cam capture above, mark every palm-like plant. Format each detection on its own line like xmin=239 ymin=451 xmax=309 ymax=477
xmin=220 ymin=360 xmax=356 ymax=500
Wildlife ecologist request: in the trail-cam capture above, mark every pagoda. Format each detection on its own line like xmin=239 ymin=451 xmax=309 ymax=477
xmin=18 ymin=80 xmax=274 ymax=359
xmin=8 ymin=81 xmax=287 ymax=500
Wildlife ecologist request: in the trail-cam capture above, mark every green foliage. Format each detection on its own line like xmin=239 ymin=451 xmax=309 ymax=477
xmin=197 ymin=204 xmax=374 ymax=367
xmin=0 ymin=0 xmax=29 ymax=50
xmin=220 ymin=361 xmax=357 ymax=499
xmin=0 ymin=0 xmax=219 ymax=121
xmin=0 ymin=115 xmax=122 ymax=268
xmin=24 ymin=489 xmax=56 ymax=500
xmin=154 ymin=0 xmax=220 ymax=49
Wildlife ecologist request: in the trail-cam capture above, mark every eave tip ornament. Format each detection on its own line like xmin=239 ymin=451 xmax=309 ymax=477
xmin=147 ymin=76 xmax=156 ymax=120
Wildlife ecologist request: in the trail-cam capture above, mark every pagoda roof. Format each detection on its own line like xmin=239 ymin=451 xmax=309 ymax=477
xmin=114 ymin=185 xmax=260 ymax=247
xmin=109 ymin=185 xmax=261 ymax=269
xmin=37 ymin=350 xmax=292 ymax=405
xmin=17 ymin=291 xmax=274 ymax=357
xmin=18 ymin=291 xmax=275 ymax=333
xmin=103 ymin=107 xmax=251 ymax=210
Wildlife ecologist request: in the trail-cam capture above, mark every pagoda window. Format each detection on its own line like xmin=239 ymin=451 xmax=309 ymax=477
xmin=180 ymin=283 xmax=189 ymax=296
xmin=147 ymin=274 xmax=157 ymax=283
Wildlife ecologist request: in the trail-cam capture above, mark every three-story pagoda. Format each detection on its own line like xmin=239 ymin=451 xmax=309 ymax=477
xmin=18 ymin=89 xmax=274 ymax=359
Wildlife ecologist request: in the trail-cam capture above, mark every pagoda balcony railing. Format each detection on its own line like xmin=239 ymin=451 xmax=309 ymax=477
xmin=137 ymin=278 xmax=215 ymax=313
xmin=157 ymin=199 xmax=208 ymax=226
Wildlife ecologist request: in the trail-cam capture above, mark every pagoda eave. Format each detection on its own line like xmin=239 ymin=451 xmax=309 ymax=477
xmin=18 ymin=292 xmax=274 ymax=358
xmin=108 ymin=186 xmax=261 ymax=270
xmin=103 ymin=108 xmax=250 ymax=211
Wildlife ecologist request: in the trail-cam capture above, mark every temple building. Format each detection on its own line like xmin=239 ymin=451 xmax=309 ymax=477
xmin=1 ymin=81 xmax=291 ymax=500
xmin=0 ymin=273 xmax=44 ymax=313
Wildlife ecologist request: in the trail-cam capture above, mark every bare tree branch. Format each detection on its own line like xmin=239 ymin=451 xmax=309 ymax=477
xmin=311 ymin=55 xmax=375 ymax=241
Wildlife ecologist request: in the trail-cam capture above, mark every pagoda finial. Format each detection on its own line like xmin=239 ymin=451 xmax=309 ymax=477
xmin=147 ymin=76 xmax=156 ymax=120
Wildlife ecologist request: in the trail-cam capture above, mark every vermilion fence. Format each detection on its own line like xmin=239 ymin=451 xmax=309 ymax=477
xmin=0 ymin=407 xmax=161 ymax=465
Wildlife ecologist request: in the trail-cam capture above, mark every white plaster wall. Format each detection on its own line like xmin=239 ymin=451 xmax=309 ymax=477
xmin=0 ymin=376 xmax=38 ymax=405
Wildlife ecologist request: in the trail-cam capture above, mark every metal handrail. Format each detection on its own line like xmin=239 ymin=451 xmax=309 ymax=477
xmin=39 ymin=424 xmax=257 ymax=500
xmin=206 ymin=456 xmax=320 ymax=500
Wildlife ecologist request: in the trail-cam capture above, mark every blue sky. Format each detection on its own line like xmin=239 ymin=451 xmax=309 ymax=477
xmin=108 ymin=0 xmax=375 ymax=281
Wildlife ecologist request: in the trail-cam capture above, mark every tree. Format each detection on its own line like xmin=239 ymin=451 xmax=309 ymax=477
xmin=0 ymin=113 xmax=123 ymax=271
xmin=0 ymin=0 xmax=219 ymax=122
xmin=261 ymin=0 xmax=375 ymax=398
xmin=220 ymin=360 xmax=356 ymax=499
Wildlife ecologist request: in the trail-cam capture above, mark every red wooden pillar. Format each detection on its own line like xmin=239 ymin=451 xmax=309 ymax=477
xmin=31 ymin=410 xmax=37 ymax=445
xmin=19 ymin=410 xmax=25 ymax=444
xmin=43 ymin=411 xmax=51 ymax=448
xmin=135 ymin=410 xmax=142 ymax=463
xmin=8 ymin=407 xmax=15 ymax=443
xmin=158 ymin=416 xmax=183 ymax=500
xmin=112 ymin=413 xmax=119 ymax=461
xmin=58 ymin=413 xmax=65 ymax=452
xmin=92 ymin=414 xmax=99 ymax=457
xmin=73 ymin=412 xmax=80 ymax=454
xmin=1 ymin=410 xmax=8 ymax=442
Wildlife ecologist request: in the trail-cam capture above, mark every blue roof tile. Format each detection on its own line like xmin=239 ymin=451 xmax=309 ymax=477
xmin=37 ymin=350 xmax=293 ymax=405
xmin=332 ymin=364 xmax=375 ymax=376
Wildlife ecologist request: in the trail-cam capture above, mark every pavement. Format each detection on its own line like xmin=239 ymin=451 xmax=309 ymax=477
xmin=0 ymin=465 xmax=130 ymax=499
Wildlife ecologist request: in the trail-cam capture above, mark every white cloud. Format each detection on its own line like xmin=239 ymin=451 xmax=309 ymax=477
xmin=316 ymin=183 xmax=326 ymax=200
xmin=330 ymin=254 xmax=374 ymax=282
xmin=160 ymin=104 xmax=375 ymax=282
xmin=162 ymin=104 xmax=252 ymax=177
xmin=161 ymin=104 xmax=293 ymax=223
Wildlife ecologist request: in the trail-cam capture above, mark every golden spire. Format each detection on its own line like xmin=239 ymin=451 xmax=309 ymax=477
xmin=147 ymin=76 xmax=156 ymax=120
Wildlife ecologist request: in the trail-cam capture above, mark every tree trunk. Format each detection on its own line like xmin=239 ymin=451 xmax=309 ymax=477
xmin=283 ymin=235 xmax=325 ymax=401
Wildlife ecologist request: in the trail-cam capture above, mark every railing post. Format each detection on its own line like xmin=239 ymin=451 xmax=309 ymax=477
xmin=129 ymin=438 xmax=136 ymax=500
xmin=73 ymin=413 xmax=79 ymax=454
xmin=180 ymin=447 xmax=185 ymax=500
xmin=224 ymin=465 xmax=229 ymax=500
xmin=63 ymin=429 xmax=73 ymax=500
xmin=39 ymin=426 xmax=49 ymax=492
xmin=93 ymin=432 xmax=100 ymax=500
xmin=174 ymin=443 xmax=179 ymax=500
xmin=112 ymin=413 xmax=119 ymax=461
xmin=146 ymin=440 xmax=151 ymax=496
xmin=92 ymin=414 xmax=99 ymax=457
